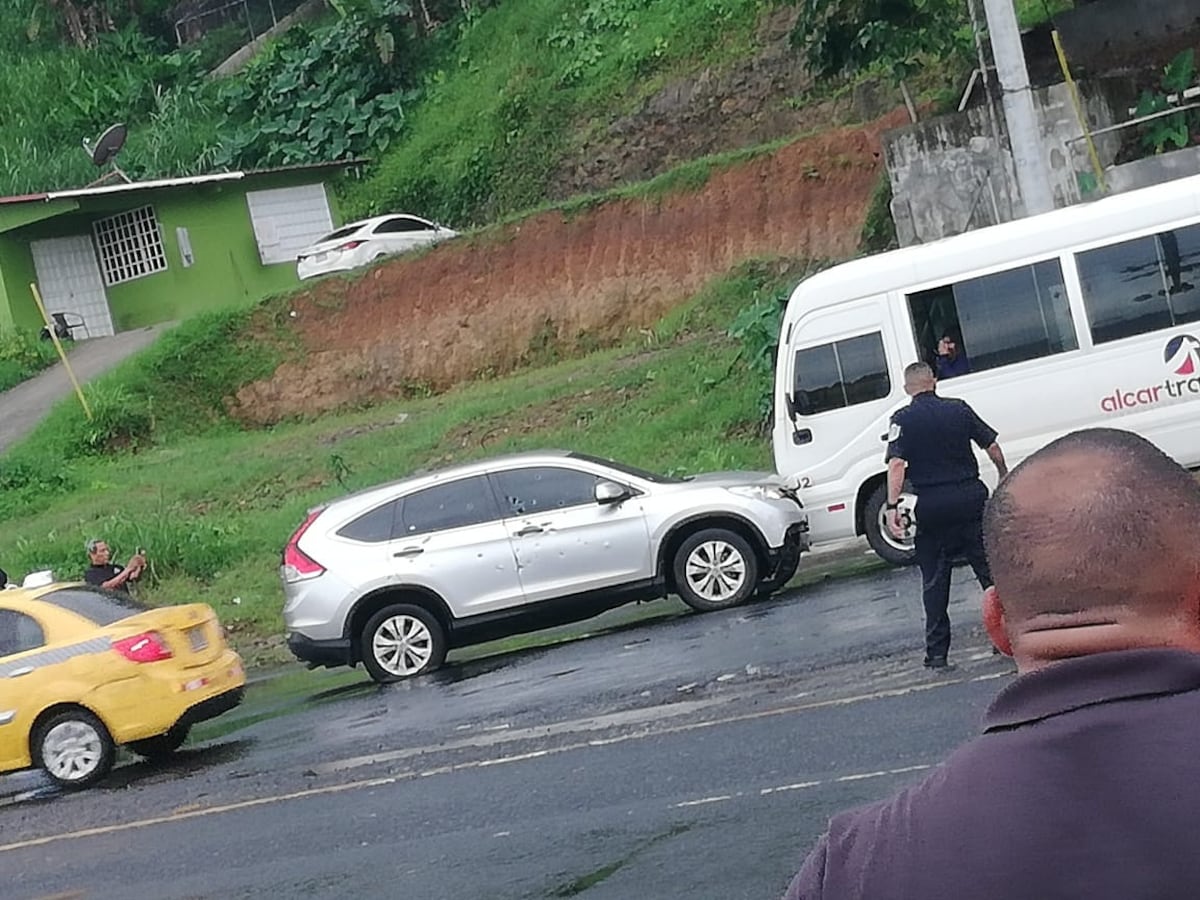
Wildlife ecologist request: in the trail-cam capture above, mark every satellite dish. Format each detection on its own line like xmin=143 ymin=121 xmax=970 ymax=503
xmin=81 ymin=123 xmax=131 ymax=186
xmin=84 ymin=123 xmax=127 ymax=167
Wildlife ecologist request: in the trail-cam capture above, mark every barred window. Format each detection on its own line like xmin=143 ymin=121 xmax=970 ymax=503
xmin=92 ymin=206 xmax=167 ymax=285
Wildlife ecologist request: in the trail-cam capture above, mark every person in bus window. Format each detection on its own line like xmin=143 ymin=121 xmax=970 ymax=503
xmin=934 ymin=330 xmax=970 ymax=379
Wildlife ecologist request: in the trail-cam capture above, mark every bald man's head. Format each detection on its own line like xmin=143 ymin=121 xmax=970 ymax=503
xmin=983 ymin=429 xmax=1200 ymax=630
xmin=904 ymin=362 xmax=935 ymax=395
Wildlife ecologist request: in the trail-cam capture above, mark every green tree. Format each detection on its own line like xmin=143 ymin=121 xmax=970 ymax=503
xmin=789 ymin=0 xmax=972 ymax=84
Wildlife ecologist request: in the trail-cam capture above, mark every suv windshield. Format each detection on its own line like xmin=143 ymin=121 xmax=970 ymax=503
xmin=568 ymin=452 xmax=683 ymax=484
xmin=41 ymin=586 xmax=149 ymax=626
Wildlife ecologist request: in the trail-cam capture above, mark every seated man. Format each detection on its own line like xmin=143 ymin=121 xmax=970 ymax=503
xmin=783 ymin=428 xmax=1200 ymax=899
xmin=934 ymin=330 xmax=970 ymax=379
xmin=84 ymin=538 xmax=145 ymax=594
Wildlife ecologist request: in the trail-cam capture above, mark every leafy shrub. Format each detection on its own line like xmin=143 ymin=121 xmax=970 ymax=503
xmin=0 ymin=327 xmax=58 ymax=391
xmin=215 ymin=1 xmax=422 ymax=168
xmin=727 ymin=285 xmax=788 ymax=430
xmin=1135 ymin=50 xmax=1200 ymax=155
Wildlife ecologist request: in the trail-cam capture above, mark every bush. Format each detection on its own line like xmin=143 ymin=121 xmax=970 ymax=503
xmin=0 ymin=326 xmax=58 ymax=391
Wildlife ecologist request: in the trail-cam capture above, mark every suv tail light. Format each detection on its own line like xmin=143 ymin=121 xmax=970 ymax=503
xmin=283 ymin=509 xmax=326 ymax=583
xmin=113 ymin=632 xmax=173 ymax=663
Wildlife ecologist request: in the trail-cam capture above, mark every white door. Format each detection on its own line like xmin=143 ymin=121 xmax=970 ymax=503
xmin=31 ymin=236 xmax=114 ymax=337
xmin=490 ymin=465 xmax=653 ymax=603
xmin=778 ymin=296 xmax=904 ymax=544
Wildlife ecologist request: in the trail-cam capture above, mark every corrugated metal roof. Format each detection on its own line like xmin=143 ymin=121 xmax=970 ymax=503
xmin=0 ymin=159 xmax=368 ymax=206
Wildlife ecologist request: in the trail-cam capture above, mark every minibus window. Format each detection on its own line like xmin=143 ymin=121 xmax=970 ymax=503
xmin=793 ymin=332 xmax=889 ymax=416
xmin=907 ymin=258 xmax=1076 ymax=375
xmin=1078 ymin=223 xmax=1200 ymax=344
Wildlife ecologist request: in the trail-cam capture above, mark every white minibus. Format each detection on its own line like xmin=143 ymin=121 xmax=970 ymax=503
xmin=773 ymin=173 xmax=1200 ymax=564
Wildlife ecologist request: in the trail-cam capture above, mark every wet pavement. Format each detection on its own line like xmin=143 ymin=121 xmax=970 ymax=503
xmin=0 ymin=560 xmax=1014 ymax=898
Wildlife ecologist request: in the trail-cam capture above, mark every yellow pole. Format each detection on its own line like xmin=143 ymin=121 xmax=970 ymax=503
xmin=29 ymin=282 xmax=92 ymax=421
xmin=1052 ymin=29 xmax=1108 ymax=195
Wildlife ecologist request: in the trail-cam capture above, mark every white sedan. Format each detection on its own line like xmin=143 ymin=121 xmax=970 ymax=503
xmin=296 ymin=214 xmax=458 ymax=280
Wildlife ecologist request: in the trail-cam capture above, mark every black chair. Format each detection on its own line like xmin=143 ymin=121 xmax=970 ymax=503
xmin=39 ymin=311 xmax=89 ymax=342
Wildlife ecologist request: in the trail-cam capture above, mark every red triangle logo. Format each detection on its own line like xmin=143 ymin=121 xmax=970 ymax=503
xmin=1178 ymin=355 xmax=1196 ymax=376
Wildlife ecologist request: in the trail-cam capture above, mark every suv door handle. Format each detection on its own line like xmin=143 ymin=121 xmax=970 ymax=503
xmin=7 ymin=666 xmax=33 ymax=678
xmin=515 ymin=525 xmax=544 ymax=537
xmin=393 ymin=547 xmax=424 ymax=558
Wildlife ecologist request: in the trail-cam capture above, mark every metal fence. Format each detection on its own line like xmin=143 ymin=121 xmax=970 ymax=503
xmin=172 ymin=0 xmax=310 ymax=47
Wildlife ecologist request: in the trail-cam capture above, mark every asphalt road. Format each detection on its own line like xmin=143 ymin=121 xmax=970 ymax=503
xmin=0 ymin=558 xmax=1014 ymax=900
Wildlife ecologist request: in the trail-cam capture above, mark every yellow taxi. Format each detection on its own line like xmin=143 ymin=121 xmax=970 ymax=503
xmin=0 ymin=579 xmax=245 ymax=789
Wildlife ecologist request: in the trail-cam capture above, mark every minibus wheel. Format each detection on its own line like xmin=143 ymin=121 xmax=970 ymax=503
xmin=864 ymin=483 xmax=917 ymax=566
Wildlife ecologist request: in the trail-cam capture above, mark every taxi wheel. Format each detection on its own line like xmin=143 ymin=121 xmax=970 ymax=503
xmin=35 ymin=709 xmax=115 ymax=790
xmin=128 ymin=724 xmax=190 ymax=761
xmin=673 ymin=528 xmax=759 ymax=612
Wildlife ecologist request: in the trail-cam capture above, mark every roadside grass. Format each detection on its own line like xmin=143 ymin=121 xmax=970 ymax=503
xmin=0 ymin=259 xmax=804 ymax=663
xmin=0 ymin=327 xmax=59 ymax=392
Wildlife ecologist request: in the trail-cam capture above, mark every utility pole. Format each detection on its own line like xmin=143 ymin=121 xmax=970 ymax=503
xmin=981 ymin=0 xmax=1055 ymax=216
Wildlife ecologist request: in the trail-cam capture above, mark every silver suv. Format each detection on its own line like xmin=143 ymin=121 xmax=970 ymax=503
xmin=281 ymin=450 xmax=808 ymax=683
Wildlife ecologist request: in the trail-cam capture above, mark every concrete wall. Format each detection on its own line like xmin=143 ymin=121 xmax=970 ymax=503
xmin=1107 ymin=145 xmax=1200 ymax=194
xmin=884 ymin=80 xmax=1123 ymax=246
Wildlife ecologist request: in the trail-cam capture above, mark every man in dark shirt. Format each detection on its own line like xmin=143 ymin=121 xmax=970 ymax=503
xmin=83 ymin=538 xmax=145 ymax=594
xmin=885 ymin=362 xmax=1006 ymax=667
xmin=785 ymin=427 xmax=1200 ymax=900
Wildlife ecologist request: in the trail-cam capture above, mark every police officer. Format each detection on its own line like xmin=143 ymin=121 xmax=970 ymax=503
xmin=885 ymin=361 xmax=1007 ymax=668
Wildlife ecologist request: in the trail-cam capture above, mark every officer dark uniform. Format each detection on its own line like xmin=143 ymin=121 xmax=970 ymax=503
xmin=885 ymin=367 xmax=1004 ymax=667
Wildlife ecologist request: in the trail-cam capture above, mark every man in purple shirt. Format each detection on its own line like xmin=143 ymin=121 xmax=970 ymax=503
xmin=784 ymin=427 xmax=1200 ymax=899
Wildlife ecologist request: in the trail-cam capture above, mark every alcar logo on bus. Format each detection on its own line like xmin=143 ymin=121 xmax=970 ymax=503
xmin=1100 ymin=334 xmax=1200 ymax=413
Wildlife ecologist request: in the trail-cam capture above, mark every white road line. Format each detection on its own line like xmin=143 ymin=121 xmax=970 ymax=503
xmin=674 ymin=795 xmax=734 ymax=808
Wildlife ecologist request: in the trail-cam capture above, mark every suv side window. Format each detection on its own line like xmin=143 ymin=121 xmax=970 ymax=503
xmin=0 ymin=610 xmax=45 ymax=657
xmin=398 ymin=476 xmax=501 ymax=536
xmin=492 ymin=467 xmax=600 ymax=515
xmin=1077 ymin=223 xmax=1200 ymax=344
xmin=338 ymin=499 xmax=401 ymax=543
xmin=793 ymin=332 xmax=890 ymax=416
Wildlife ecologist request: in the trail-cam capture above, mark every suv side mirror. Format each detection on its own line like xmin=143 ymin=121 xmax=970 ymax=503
xmin=595 ymin=480 xmax=629 ymax=505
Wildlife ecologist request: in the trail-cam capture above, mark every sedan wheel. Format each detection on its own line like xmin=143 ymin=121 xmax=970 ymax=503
xmin=36 ymin=709 xmax=115 ymax=789
xmin=361 ymin=604 xmax=447 ymax=683
xmin=673 ymin=528 xmax=759 ymax=612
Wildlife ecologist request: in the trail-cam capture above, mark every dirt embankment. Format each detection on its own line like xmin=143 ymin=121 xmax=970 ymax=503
xmin=231 ymin=109 xmax=908 ymax=425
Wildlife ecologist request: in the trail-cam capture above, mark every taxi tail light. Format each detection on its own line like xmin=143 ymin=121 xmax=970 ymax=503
xmin=283 ymin=509 xmax=326 ymax=583
xmin=113 ymin=631 xmax=173 ymax=663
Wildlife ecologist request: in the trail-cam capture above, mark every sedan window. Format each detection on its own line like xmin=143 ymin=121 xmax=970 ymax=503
xmin=399 ymin=475 xmax=501 ymax=536
xmin=0 ymin=610 xmax=45 ymax=657
xmin=492 ymin=467 xmax=602 ymax=515
xmin=374 ymin=216 xmax=434 ymax=234
xmin=41 ymin=586 xmax=149 ymax=625
xmin=316 ymin=224 xmax=363 ymax=243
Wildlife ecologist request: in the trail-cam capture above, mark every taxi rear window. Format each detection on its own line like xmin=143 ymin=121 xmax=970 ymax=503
xmin=40 ymin=586 xmax=149 ymax=626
